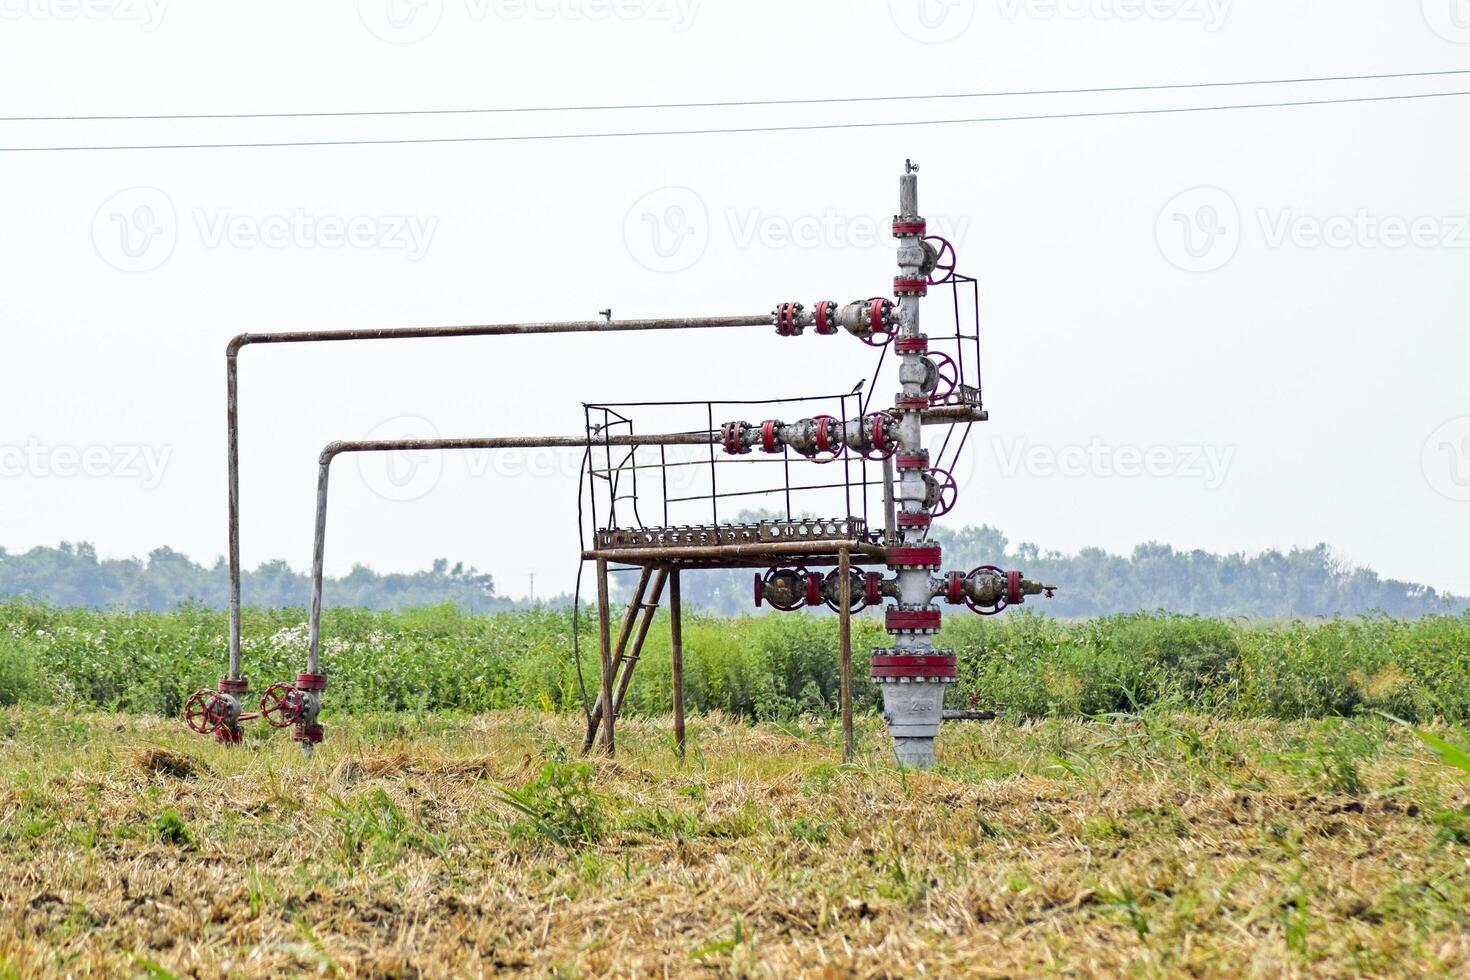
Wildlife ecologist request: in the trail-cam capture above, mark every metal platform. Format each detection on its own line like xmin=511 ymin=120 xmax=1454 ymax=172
xmin=586 ymin=518 xmax=886 ymax=569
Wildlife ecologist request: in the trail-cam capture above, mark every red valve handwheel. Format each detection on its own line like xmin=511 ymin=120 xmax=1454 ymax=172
xmin=184 ymin=689 xmax=229 ymax=735
xmin=822 ymin=567 xmax=872 ymax=613
xmin=759 ymin=566 xmax=811 ymax=612
xmin=805 ymin=414 xmax=845 ymax=465
xmin=860 ymin=413 xmax=899 ymax=461
xmin=924 ymin=236 xmax=957 ymax=285
xmin=862 ymin=297 xmax=895 ymax=347
xmin=926 ymin=352 xmax=960 ymax=403
xmin=925 ymin=467 xmax=959 ymax=517
xmin=259 ymin=681 xmax=305 ymax=729
xmin=964 ymin=564 xmax=1009 ymax=616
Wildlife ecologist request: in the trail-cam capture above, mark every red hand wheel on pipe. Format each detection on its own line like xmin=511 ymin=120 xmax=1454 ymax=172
xmin=964 ymin=565 xmax=1009 ymax=616
xmin=756 ymin=566 xmax=811 ymax=612
xmin=860 ymin=413 xmax=899 ymax=461
xmin=184 ymin=689 xmax=230 ymax=735
xmin=925 ymin=352 xmax=959 ymax=403
xmin=924 ymin=467 xmax=959 ymax=517
xmin=822 ymin=567 xmax=872 ymax=613
xmin=924 ymin=236 xmax=957 ymax=285
xmin=806 ymin=414 xmax=846 ymax=465
xmin=259 ymin=681 xmax=306 ymax=729
xmin=861 ymin=297 xmax=895 ymax=348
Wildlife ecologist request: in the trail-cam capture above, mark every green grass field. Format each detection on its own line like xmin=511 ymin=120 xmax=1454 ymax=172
xmin=3 ymin=601 xmax=1469 ymax=724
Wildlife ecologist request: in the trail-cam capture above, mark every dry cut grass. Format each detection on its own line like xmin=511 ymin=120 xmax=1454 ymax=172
xmin=0 ymin=708 xmax=1466 ymax=978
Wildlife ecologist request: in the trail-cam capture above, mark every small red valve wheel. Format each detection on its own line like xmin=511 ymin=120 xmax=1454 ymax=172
xmin=758 ymin=566 xmax=810 ymax=612
xmin=821 ymin=567 xmax=870 ymax=613
xmin=862 ymin=297 xmax=895 ymax=347
xmin=924 ymin=236 xmax=957 ymax=285
xmin=924 ymin=467 xmax=959 ymax=517
xmin=925 ymin=352 xmax=960 ymax=403
xmin=259 ymin=682 xmax=305 ymax=729
xmin=806 ymin=414 xmax=845 ymax=465
xmin=964 ymin=565 xmax=1009 ymax=616
xmin=861 ymin=413 xmax=898 ymax=461
xmin=184 ymin=689 xmax=228 ymax=735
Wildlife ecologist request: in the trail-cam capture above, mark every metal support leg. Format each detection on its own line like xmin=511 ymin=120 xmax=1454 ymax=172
xmin=609 ymin=569 xmax=668 ymax=721
xmin=838 ymin=546 xmax=854 ymax=763
xmin=582 ymin=566 xmax=652 ymax=752
xmin=669 ymin=569 xmax=686 ymax=761
xmin=595 ymin=558 xmax=615 ymax=756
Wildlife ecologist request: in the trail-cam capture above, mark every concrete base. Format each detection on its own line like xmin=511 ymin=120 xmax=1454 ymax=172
xmin=880 ymin=679 xmax=950 ymax=769
xmin=892 ymin=736 xmax=937 ymax=769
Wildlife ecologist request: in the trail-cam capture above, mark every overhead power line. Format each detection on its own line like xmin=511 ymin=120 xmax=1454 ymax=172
xmin=3 ymin=68 xmax=1469 ymax=122
xmin=3 ymin=89 xmax=1467 ymax=153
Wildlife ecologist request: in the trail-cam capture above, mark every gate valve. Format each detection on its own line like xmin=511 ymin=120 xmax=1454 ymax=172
xmin=955 ymin=566 xmax=1058 ymax=615
xmin=921 ymin=467 xmax=959 ymax=517
xmin=820 ymin=567 xmax=874 ymax=612
xmin=259 ymin=681 xmax=306 ymax=728
xmin=184 ymin=689 xmax=230 ymax=736
xmin=754 ymin=566 xmax=811 ymax=612
xmin=721 ymin=421 xmax=752 ymax=455
xmin=922 ymin=353 xmax=960 ymax=403
xmin=923 ymin=235 xmax=957 ymax=285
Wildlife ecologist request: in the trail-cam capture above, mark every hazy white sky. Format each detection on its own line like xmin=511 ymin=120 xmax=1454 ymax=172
xmin=3 ymin=1 xmax=1469 ymax=601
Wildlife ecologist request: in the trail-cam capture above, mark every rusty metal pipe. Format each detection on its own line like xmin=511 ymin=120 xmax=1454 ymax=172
xmin=225 ymin=313 xmax=770 ymax=681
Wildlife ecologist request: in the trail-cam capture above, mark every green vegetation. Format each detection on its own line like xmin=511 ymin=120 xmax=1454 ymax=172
xmin=2 ymin=600 xmax=1469 ymax=724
